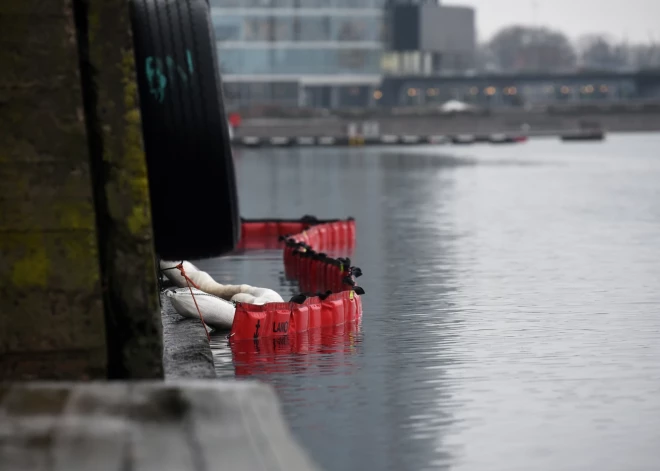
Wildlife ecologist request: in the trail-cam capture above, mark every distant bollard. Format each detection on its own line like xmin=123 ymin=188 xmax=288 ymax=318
xmin=347 ymin=122 xmax=364 ymax=146
xmin=349 ymin=136 xmax=365 ymax=146
xmin=130 ymin=0 xmax=240 ymax=260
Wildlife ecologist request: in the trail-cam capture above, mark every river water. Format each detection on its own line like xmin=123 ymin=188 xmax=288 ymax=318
xmin=202 ymin=133 xmax=660 ymax=471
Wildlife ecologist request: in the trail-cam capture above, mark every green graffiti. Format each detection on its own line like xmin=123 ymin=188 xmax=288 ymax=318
xmin=145 ymin=57 xmax=167 ymax=103
xmin=186 ymin=50 xmax=194 ymax=75
xmin=145 ymin=49 xmax=195 ymax=104
xmin=166 ymin=56 xmax=189 ymax=82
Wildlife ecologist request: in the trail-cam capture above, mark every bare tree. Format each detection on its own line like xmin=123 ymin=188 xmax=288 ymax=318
xmin=577 ymin=34 xmax=628 ymax=70
xmin=627 ymin=44 xmax=660 ymax=70
xmin=487 ymin=26 xmax=577 ymax=72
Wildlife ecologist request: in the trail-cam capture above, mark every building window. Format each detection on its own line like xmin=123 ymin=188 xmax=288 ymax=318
xmin=332 ymin=17 xmax=381 ymax=42
xmin=274 ymin=17 xmax=295 ymax=41
xmin=334 ymin=0 xmax=376 ymax=7
xmin=271 ymin=0 xmax=296 ymax=7
xmin=223 ymin=83 xmax=241 ymax=103
xmin=210 ymin=0 xmax=242 ymax=7
xmin=244 ymin=17 xmax=274 ymax=41
xmin=217 ymin=47 xmax=381 ymax=75
xmin=294 ymin=0 xmax=330 ymax=7
xmin=272 ymin=82 xmax=298 ymax=101
xmin=337 ymin=49 xmax=368 ymax=69
xmin=212 ymin=15 xmax=243 ymax=41
xmin=223 ymin=82 xmax=299 ymax=106
xmin=295 ymin=17 xmax=331 ymax=42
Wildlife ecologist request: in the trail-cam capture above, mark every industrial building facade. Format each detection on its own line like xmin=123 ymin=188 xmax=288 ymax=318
xmin=381 ymin=2 xmax=476 ymax=76
xmin=210 ymin=0 xmax=478 ymax=109
xmin=210 ymin=0 xmax=386 ymax=109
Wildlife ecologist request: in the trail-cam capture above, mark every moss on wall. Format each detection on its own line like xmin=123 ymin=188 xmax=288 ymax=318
xmin=0 ymin=0 xmax=106 ymax=379
xmin=0 ymin=0 xmax=163 ymax=379
xmin=77 ymin=0 xmax=163 ymax=379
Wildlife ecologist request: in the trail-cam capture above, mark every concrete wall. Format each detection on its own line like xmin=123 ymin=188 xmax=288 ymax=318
xmin=75 ymin=0 xmax=163 ymax=380
xmin=0 ymin=0 xmax=162 ymax=380
xmin=0 ymin=0 xmax=107 ymax=380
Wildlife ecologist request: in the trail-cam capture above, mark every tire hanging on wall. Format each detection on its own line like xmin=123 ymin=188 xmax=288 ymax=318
xmin=129 ymin=0 xmax=240 ymax=260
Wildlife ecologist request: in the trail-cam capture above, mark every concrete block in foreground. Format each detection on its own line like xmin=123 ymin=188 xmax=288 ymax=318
xmin=0 ymin=381 xmax=320 ymax=471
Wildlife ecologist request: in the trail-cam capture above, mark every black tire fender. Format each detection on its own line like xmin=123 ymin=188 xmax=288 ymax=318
xmin=130 ymin=0 xmax=240 ymax=260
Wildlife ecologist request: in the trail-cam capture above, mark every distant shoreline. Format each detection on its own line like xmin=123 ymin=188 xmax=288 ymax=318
xmin=233 ymin=108 xmax=660 ymax=138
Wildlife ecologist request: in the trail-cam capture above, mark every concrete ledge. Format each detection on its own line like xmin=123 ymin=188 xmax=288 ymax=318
xmin=0 ymin=380 xmax=320 ymax=471
xmin=161 ymin=294 xmax=216 ymax=380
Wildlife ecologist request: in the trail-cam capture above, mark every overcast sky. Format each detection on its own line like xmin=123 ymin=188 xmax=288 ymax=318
xmin=452 ymin=0 xmax=660 ymax=43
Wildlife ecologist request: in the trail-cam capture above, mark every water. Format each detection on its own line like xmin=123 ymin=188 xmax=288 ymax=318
xmin=200 ymin=133 xmax=660 ymax=471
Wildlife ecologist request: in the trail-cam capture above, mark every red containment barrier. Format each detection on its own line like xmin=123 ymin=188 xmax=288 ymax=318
xmin=236 ymin=216 xmax=356 ymax=254
xmin=328 ymin=260 xmax=339 ymax=293
xmin=301 ymin=252 xmax=314 ymax=292
xmin=270 ymin=305 xmax=292 ymax=337
xmin=291 ymin=304 xmax=309 ymax=333
xmin=343 ymin=290 xmax=358 ymax=322
xmin=316 ymin=255 xmax=328 ymax=292
xmin=299 ymin=250 xmax=310 ymax=286
xmin=230 ymin=290 xmax=361 ymax=341
xmin=317 ymin=225 xmax=328 ymax=248
xmin=228 ymin=216 xmax=364 ymax=342
xmin=307 ymin=300 xmax=322 ymax=330
xmin=326 ymin=224 xmax=336 ymax=250
xmin=321 ymin=294 xmax=345 ymax=327
xmin=336 ymin=221 xmax=349 ymax=247
xmin=315 ymin=254 xmax=328 ymax=292
xmin=230 ymin=305 xmax=272 ymax=341
xmin=243 ymin=221 xmax=267 ymax=239
xmin=347 ymin=219 xmax=356 ymax=245
xmin=325 ymin=260 xmax=336 ymax=293
xmin=307 ymin=255 xmax=318 ymax=293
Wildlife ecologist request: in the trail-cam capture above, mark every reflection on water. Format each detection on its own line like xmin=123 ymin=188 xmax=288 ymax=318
xmin=198 ymin=134 xmax=660 ymax=471
xmin=211 ymin=322 xmax=362 ymax=378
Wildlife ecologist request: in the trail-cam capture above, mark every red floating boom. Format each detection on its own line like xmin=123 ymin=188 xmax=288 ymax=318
xmin=229 ymin=217 xmax=363 ymax=341
xmin=235 ymin=216 xmax=355 ymax=251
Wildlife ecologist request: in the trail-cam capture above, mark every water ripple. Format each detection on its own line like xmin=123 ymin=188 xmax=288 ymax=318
xmin=208 ymin=134 xmax=660 ymax=471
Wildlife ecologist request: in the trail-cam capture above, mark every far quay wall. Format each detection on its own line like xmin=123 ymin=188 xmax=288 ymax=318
xmin=234 ymin=109 xmax=660 ymax=138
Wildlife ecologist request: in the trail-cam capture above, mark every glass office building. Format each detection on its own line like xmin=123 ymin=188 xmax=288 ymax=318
xmin=210 ymin=0 xmax=385 ymax=108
